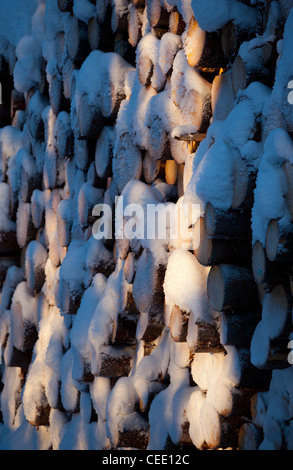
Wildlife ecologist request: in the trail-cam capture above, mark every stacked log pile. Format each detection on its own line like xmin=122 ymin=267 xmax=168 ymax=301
xmin=0 ymin=0 xmax=293 ymax=451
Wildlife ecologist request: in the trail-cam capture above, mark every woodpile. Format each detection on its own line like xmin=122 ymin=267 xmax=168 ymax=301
xmin=0 ymin=0 xmax=293 ymax=452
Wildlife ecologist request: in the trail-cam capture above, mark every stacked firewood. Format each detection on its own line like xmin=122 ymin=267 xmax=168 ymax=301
xmin=0 ymin=0 xmax=293 ymax=451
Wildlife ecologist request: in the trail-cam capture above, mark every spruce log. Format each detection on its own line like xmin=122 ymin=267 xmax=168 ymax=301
xmin=148 ymin=117 xmax=169 ymax=161
xmin=57 ymin=199 xmax=72 ymax=248
xmin=74 ymin=137 xmax=95 ymax=171
xmin=266 ymin=218 xmax=293 ymax=262
xmin=170 ymin=305 xmax=189 ymax=343
xmin=49 ymin=75 xmax=68 ymax=116
xmin=133 ymin=249 xmax=166 ymax=342
xmin=225 ymin=346 xmax=272 ymax=389
xmin=77 ymin=92 xmax=104 ymax=139
xmin=95 ymin=126 xmax=115 ymax=179
xmin=231 ymin=54 xmax=270 ymax=96
xmin=58 ymin=277 xmax=84 ymax=315
xmin=111 ymin=0 xmax=129 ymax=34
xmin=251 ymin=320 xmax=291 ymax=370
xmin=98 ymin=344 xmax=136 ymax=378
xmin=112 ymin=133 xmax=143 ymax=193
xmin=88 ymin=16 xmax=100 ymax=50
xmin=117 ymin=415 xmax=149 ymax=449
xmin=128 ymin=4 xmax=143 ymax=48
xmin=182 ymin=17 xmax=224 ymax=69
xmin=261 ymin=284 xmax=292 ymax=342
xmin=64 ymin=14 xmax=91 ymax=65
xmin=180 ymin=88 xmax=212 ymax=134
xmin=27 ymin=386 xmax=51 ymax=427
xmin=207 ymin=264 xmax=259 ymax=312
xmin=220 ymin=309 xmax=261 ymax=348
xmin=123 ymin=251 xmax=136 ymax=284
xmin=232 ymin=156 xmax=257 ymax=211
xmin=193 ymin=217 xmax=252 ymax=267
xmin=111 ymin=291 xmax=139 ymax=345
xmin=204 ymin=202 xmax=251 ymax=240
xmin=78 ymin=183 xmax=104 ymax=227
xmin=252 ymin=240 xmax=289 ymax=285
xmin=10 ymin=89 xmax=25 ymax=119
xmin=169 ymin=9 xmax=186 ymax=35
xmin=11 ymin=300 xmax=38 ymax=352
xmin=221 ymin=20 xmax=253 ymax=62
xmin=19 ymin=161 xmax=42 ymax=204
xmin=54 ymin=111 xmax=73 ymax=159
xmin=25 ymin=240 xmax=47 ymax=294
xmin=211 ymin=71 xmax=235 ymax=122
xmin=16 ymin=202 xmax=37 ymax=249
xmin=146 ymin=0 xmax=169 ymax=29
xmin=62 ymin=57 xmax=76 ymax=100
xmin=143 ymin=151 xmax=161 ymax=184
xmin=100 ymin=54 xmax=132 ymax=119
xmin=192 ymin=321 xmax=223 ymax=353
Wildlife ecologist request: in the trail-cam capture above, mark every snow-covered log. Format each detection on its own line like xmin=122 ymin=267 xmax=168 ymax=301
xmin=10 ymin=89 xmax=26 ymax=119
xmin=111 ymin=291 xmax=139 ymax=344
xmin=112 ymin=133 xmax=143 ymax=192
xmin=169 ymin=305 xmax=189 ymax=343
xmin=252 ymin=240 xmax=289 ymax=285
xmin=78 ymin=182 xmax=104 ymax=227
xmin=19 ymin=151 xmax=42 ymax=204
xmin=49 ymin=74 xmax=69 ymax=116
xmin=204 ymin=202 xmax=251 ymax=240
xmin=54 ymin=111 xmax=73 ymax=159
xmin=95 ymin=126 xmax=115 ymax=179
xmin=169 ymin=9 xmax=186 ymax=35
xmin=128 ymin=4 xmax=143 ymax=48
xmin=266 ymin=218 xmax=293 ymax=263
xmin=16 ymin=201 xmax=37 ymax=249
xmin=261 ymin=284 xmax=292 ymax=344
xmin=133 ymin=249 xmax=166 ymax=342
xmin=88 ymin=16 xmax=100 ymax=50
xmin=143 ymin=151 xmax=161 ymax=184
xmin=146 ymin=0 xmax=169 ymax=30
xmin=64 ymin=14 xmax=91 ymax=64
xmin=171 ymin=50 xmax=212 ymax=132
xmin=77 ymin=92 xmax=104 ymax=139
xmin=251 ymin=320 xmax=291 ymax=370
xmin=220 ymin=309 xmax=260 ymax=348
xmin=25 ymin=240 xmax=48 ymax=294
xmin=224 ymin=346 xmax=272 ymax=389
xmin=100 ymin=53 xmax=134 ymax=119
xmin=207 ymin=264 xmax=258 ymax=312
xmin=148 ymin=117 xmax=169 ymax=161
xmin=193 ymin=217 xmax=251 ymax=267
xmin=211 ymin=71 xmax=235 ymax=122
xmin=11 ymin=281 xmax=38 ymax=352
xmin=232 ymin=156 xmax=257 ymax=212
xmin=182 ymin=17 xmax=224 ymax=70
xmin=98 ymin=344 xmax=136 ymax=378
